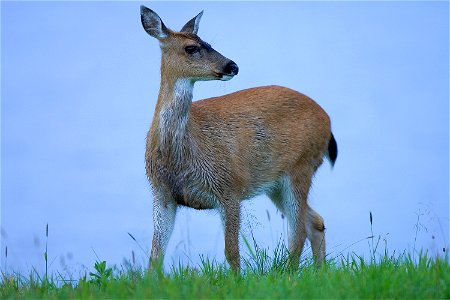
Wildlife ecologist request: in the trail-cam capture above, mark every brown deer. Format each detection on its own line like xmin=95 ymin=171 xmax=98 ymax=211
xmin=140 ymin=5 xmax=337 ymax=271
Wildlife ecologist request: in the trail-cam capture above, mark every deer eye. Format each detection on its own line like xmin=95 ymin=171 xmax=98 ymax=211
xmin=185 ymin=45 xmax=200 ymax=55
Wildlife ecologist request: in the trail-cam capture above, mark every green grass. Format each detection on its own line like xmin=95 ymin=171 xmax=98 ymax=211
xmin=1 ymin=250 xmax=449 ymax=299
xmin=2 ymin=216 xmax=448 ymax=298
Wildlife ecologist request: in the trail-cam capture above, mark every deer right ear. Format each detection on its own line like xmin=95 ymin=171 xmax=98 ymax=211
xmin=181 ymin=11 xmax=203 ymax=35
xmin=140 ymin=6 xmax=168 ymax=39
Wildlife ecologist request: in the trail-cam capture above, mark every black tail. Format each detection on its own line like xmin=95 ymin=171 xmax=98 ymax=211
xmin=327 ymin=132 xmax=338 ymax=167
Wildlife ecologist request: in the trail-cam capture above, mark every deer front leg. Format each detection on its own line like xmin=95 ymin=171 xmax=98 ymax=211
xmin=149 ymin=188 xmax=177 ymax=270
xmin=221 ymin=202 xmax=241 ymax=272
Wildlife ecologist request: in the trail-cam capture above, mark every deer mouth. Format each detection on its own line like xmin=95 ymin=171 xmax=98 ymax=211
xmin=215 ymin=72 xmax=234 ymax=81
xmin=220 ymin=74 xmax=234 ymax=81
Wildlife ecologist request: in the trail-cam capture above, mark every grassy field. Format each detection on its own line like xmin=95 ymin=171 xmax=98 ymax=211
xmin=1 ymin=249 xmax=449 ymax=299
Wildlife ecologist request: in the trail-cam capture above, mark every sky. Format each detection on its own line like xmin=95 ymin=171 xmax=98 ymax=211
xmin=1 ymin=1 xmax=449 ymax=276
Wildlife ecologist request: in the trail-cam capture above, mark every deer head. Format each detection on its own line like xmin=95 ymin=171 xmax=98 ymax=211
xmin=140 ymin=6 xmax=239 ymax=82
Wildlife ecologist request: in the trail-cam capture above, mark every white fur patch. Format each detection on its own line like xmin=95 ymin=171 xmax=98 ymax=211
xmin=158 ymin=79 xmax=194 ymax=146
xmin=220 ymin=75 xmax=234 ymax=81
xmin=279 ymin=175 xmax=299 ymax=225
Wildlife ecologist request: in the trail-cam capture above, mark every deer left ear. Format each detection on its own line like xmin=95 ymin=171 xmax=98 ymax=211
xmin=140 ymin=6 xmax=169 ymax=40
xmin=181 ymin=11 xmax=203 ymax=34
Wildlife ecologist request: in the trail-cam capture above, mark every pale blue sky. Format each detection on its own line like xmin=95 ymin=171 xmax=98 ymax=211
xmin=1 ymin=1 xmax=448 ymax=275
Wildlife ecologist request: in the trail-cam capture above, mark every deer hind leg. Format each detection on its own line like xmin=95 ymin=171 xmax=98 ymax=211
xmin=306 ymin=206 xmax=326 ymax=267
xmin=290 ymin=162 xmax=327 ymax=267
xmin=149 ymin=187 xmax=177 ymax=270
xmin=267 ymin=175 xmax=306 ymax=268
xmin=289 ymin=165 xmax=326 ymax=268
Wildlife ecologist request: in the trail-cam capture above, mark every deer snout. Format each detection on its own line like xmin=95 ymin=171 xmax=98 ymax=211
xmin=219 ymin=61 xmax=239 ymax=81
xmin=224 ymin=61 xmax=239 ymax=76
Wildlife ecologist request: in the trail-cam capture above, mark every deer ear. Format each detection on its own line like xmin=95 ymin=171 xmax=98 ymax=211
xmin=180 ymin=11 xmax=203 ymax=34
xmin=140 ymin=6 xmax=169 ymax=39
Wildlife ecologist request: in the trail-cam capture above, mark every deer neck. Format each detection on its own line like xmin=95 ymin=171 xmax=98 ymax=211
xmin=155 ymin=76 xmax=194 ymax=149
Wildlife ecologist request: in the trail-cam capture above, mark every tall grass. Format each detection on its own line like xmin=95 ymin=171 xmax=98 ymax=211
xmin=1 ymin=213 xmax=448 ymax=298
xmin=1 ymin=245 xmax=448 ymax=299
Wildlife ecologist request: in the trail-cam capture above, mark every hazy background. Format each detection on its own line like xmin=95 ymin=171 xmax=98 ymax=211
xmin=1 ymin=1 xmax=448 ymax=276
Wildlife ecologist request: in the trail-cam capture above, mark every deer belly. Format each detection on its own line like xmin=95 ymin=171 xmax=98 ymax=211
xmin=173 ymin=185 xmax=217 ymax=210
xmin=163 ymin=174 xmax=216 ymax=210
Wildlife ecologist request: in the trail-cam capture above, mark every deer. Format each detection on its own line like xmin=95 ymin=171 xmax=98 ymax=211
xmin=140 ymin=5 xmax=337 ymax=272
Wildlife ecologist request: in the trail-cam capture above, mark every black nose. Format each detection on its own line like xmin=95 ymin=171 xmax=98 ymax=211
xmin=224 ymin=61 xmax=239 ymax=76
